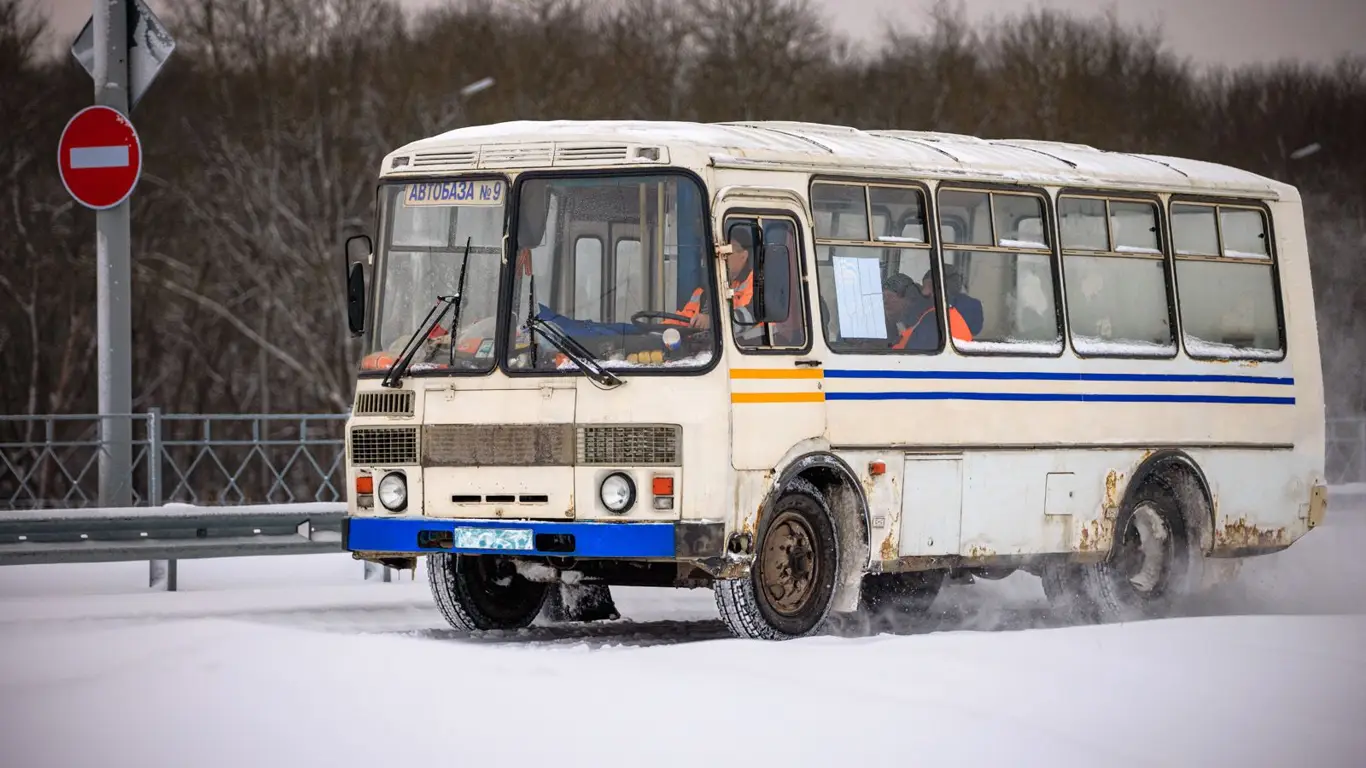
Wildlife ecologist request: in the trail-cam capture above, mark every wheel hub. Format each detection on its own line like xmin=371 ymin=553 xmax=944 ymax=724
xmin=1122 ymin=503 xmax=1171 ymax=595
xmin=759 ymin=511 xmax=819 ymax=616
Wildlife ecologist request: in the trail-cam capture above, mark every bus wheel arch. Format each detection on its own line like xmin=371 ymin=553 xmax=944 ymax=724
xmin=714 ymin=453 xmax=870 ymax=639
xmin=1117 ymin=450 xmax=1215 ymax=560
xmin=1068 ymin=450 xmax=1213 ymax=621
xmin=774 ymin=453 xmax=871 ymax=614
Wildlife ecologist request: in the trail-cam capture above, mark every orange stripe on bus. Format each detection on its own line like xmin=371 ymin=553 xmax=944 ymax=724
xmin=730 ymin=392 xmax=826 ymax=404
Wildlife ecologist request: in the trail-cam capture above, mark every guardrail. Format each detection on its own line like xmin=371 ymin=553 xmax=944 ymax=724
xmin=0 ymin=502 xmax=347 ymax=590
xmin=1 ymin=411 xmax=1363 ymax=592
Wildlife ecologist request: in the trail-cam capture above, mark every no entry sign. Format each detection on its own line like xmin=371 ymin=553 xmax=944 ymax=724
xmin=58 ymin=105 xmax=142 ymax=210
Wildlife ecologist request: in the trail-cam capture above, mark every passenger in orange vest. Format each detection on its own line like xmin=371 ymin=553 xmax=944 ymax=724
xmin=920 ymin=264 xmax=983 ymax=337
xmin=669 ymin=227 xmax=755 ymax=332
xmin=884 ymin=271 xmax=973 ymax=350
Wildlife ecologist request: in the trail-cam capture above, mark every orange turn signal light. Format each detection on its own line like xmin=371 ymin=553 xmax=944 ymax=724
xmin=869 ymin=460 xmax=886 ymax=476
xmin=652 ymin=476 xmax=674 ymax=496
xmin=355 ymin=476 xmax=374 ymax=494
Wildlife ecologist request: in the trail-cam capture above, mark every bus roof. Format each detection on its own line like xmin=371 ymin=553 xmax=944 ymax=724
xmin=383 ymin=120 xmax=1297 ymax=201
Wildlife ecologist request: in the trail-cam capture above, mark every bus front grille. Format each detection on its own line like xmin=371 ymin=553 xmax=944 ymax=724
xmin=349 ymin=426 xmax=420 ymax=466
xmin=576 ymin=425 xmax=680 ymax=466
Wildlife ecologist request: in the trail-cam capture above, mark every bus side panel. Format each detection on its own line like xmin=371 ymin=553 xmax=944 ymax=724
xmin=1190 ymin=448 xmax=1319 ymax=553
xmin=841 ymin=447 xmax=1315 ymax=566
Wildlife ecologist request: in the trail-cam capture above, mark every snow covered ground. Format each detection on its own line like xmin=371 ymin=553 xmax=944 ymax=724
xmin=1 ymin=489 xmax=1364 ymax=767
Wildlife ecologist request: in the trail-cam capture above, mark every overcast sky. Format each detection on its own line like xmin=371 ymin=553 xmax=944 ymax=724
xmin=41 ymin=0 xmax=1366 ymax=69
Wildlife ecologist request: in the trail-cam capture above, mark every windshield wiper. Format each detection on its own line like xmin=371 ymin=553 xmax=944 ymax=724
xmin=526 ymin=315 xmax=624 ymax=389
xmin=382 ymin=237 xmax=472 ymax=389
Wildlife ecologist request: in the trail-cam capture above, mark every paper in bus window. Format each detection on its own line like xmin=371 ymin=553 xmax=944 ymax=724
xmin=831 ymin=255 xmax=887 ymax=339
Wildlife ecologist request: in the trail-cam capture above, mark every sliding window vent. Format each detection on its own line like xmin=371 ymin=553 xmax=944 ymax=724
xmin=410 ymin=150 xmax=478 ymax=169
xmin=554 ymin=144 xmax=631 ymax=164
xmin=479 ymin=143 xmax=554 ymax=167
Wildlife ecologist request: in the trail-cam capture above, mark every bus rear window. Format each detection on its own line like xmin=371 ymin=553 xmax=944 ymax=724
xmin=1171 ymin=203 xmax=1282 ymax=360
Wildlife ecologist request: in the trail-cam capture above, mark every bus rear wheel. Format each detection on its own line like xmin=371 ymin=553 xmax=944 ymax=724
xmin=1045 ymin=478 xmax=1197 ymax=623
xmin=427 ymin=553 xmax=549 ymax=632
xmin=714 ymin=479 xmax=840 ymax=640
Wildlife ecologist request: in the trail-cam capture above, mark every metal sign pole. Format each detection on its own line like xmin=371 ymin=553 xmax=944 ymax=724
xmin=94 ymin=0 xmax=133 ymax=509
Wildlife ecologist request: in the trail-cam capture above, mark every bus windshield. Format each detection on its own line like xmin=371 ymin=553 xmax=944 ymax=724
xmin=506 ymin=174 xmax=716 ymax=374
xmin=363 ymin=179 xmax=507 ymax=374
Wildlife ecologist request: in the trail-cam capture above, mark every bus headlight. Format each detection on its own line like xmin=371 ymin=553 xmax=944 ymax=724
xmin=377 ymin=472 xmax=408 ymax=512
xmin=600 ymin=472 xmax=635 ymax=514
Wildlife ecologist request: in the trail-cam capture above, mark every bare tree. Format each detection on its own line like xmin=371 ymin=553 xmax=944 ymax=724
xmin=1 ymin=0 xmax=1362 ymax=423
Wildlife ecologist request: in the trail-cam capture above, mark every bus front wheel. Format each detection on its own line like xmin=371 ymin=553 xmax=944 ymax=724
xmin=427 ymin=553 xmax=549 ymax=632
xmin=714 ymin=478 xmax=840 ymax=640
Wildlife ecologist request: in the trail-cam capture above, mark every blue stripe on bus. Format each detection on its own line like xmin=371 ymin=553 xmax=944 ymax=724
xmin=823 ymin=369 xmax=1294 ymax=386
xmin=345 ymin=517 xmax=678 ymax=558
xmin=824 ymin=391 xmax=1295 ymax=405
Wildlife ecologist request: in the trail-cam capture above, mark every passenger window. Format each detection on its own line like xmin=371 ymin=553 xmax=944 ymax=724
xmin=1059 ymin=197 xmax=1108 ymax=251
xmin=724 ymin=216 xmax=808 ymax=351
xmin=936 ymin=190 xmax=993 ymax=246
xmin=813 ymin=183 xmax=946 ymax=353
xmin=1171 ymin=204 xmax=1219 ymax=256
xmin=1172 ymin=203 xmax=1282 ymax=360
xmin=870 ymin=186 xmax=927 ymax=243
xmin=572 ymin=236 xmax=603 ymax=322
xmin=937 ymin=188 xmax=1059 ymax=354
xmin=812 ymin=183 xmax=870 ymax=240
xmin=1059 ymin=196 xmax=1174 ymax=357
xmin=1111 ymin=201 xmax=1161 ymax=253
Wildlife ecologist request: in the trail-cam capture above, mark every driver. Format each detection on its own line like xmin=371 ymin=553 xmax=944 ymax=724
xmin=667 ymin=226 xmax=754 ymax=331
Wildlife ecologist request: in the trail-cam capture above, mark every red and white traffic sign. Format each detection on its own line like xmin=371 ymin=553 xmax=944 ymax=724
xmin=58 ymin=105 xmax=142 ymax=210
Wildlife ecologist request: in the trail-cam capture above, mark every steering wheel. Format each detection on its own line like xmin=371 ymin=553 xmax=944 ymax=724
xmin=630 ymin=310 xmax=692 ymax=328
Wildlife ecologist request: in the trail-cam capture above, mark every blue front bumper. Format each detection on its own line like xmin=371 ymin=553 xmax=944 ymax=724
xmin=343 ymin=516 xmax=725 ymax=560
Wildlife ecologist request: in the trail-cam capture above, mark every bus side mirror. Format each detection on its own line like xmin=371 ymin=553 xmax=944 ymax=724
xmin=344 ymin=235 xmax=371 ymax=337
xmin=345 ymin=234 xmax=372 ymax=263
xmin=346 ymin=261 xmax=366 ymax=337
xmin=755 ymin=243 xmax=791 ymax=324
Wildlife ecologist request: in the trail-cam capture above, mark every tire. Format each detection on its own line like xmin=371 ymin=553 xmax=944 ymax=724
xmin=714 ymin=478 xmax=841 ymax=640
xmin=1078 ymin=477 xmax=1197 ymax=622
xmin=856 ymin=570 xmax=944 ymax=633
xmin=1040 ymin=560 xmax=1101 ymax=623
xmin=427 ymin=553 xmax=549 ymax=632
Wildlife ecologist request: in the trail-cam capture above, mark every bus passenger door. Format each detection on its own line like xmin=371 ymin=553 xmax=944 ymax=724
xmin=719 ymin=210 xmax=826 ymax=471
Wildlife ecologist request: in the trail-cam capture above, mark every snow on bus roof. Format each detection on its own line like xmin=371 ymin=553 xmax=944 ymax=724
xmin=387 ymin=120 xmax=1294 ymax=199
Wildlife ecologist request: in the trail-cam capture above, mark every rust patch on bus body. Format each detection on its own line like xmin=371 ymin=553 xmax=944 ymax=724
xmin=880 ymin=529 xmax=898 ymax=562
xmin=966 ymin=544 xmax=995 ymax=559
xmin=1078 ymin=516 xmax=1117 ymax=553
xmin=1081 ymin=469 xmax=1124 ymax=553
xmin=1103 ymin=469 xmax=1122 ymax=511
xmin=1214 ymin=517 xmax=1290 ymax=551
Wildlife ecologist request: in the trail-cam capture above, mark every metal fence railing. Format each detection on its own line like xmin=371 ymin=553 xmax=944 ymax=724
xmin=0 ymin=412 xmax=348 ymax=511
xmin=2 ymin=413 xmax=1364 ymax=513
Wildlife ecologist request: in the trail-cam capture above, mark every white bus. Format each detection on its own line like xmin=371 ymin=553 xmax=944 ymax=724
xmin=340 ymin=120 xmax=1327 ymax=640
